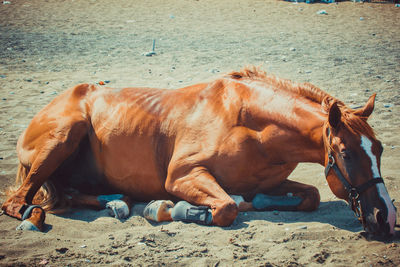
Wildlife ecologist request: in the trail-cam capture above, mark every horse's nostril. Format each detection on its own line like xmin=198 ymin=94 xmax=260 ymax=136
xmin=374 ymin=209 xmax=391 ymax=235
xmin=375 ymin=210 xmax=385 ymax=226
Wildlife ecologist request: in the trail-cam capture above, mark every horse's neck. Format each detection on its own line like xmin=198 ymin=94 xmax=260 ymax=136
xmin=241 ymin=81 xmax=326 ymax=165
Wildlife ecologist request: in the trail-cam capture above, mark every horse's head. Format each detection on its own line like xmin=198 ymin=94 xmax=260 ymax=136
xmin=323 ymin=94 xmax=396 ymax=236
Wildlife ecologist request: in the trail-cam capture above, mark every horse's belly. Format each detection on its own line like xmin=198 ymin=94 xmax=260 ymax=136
xmin=91 ymin=134 xmax=170 ymax=201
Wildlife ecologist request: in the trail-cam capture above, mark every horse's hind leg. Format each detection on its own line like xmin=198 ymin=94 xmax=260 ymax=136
xmin=68 ymin=192 xmax=132 ymax=219
xmin=1 ymin=118 xmax=88 ymax=231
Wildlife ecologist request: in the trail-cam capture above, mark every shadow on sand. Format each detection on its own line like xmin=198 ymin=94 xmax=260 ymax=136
xmin=53 ymin=200 xmax=400 ymax=241
xmin=56 ymin=200 xmax=357 ymax=229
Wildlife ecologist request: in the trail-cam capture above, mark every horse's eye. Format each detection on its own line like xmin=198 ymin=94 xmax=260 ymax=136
xmin=340 ymin=150 xmax=350 ymax=160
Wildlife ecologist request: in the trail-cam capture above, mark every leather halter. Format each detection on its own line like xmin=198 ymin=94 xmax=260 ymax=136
xmin=324 ymin=127 xmax=385 ymax=219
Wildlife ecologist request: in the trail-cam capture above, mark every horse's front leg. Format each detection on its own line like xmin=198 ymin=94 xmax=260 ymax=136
xmin=245 ymin=179 xmax=321 ymax=212
xmin=145 ymin=166 xmax=238 ymax=226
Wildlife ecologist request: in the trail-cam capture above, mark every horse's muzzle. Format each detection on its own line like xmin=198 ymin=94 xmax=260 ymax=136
xmin=363 ymin=209 xmax=393 ymax=236
xmin=362 ymin=206 xmax=395 ymax=237
xmin=357 ymin=184 xmax=398 ymax=237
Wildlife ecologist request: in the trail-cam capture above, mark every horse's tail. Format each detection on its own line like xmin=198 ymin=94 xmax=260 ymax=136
xmin=5 ymin=163 xmax=29 ymax=202
xmin=6 ymin=163 xmax=69 ymax=213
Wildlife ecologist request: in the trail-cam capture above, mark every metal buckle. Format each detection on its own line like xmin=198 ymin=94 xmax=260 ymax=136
xmin=354 ymin=204 xmax=362 ymax=220
xmin=349 ymin=188 xmax=359 ymax=200
xmin=328 ymin=154 xmax=335 ymax=167
xmin=349 ymin=188 xmax=361 ymax=219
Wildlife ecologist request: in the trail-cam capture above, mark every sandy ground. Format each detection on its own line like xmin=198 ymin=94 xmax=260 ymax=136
xmin=1 ymin=0 xmax=400 ymax=266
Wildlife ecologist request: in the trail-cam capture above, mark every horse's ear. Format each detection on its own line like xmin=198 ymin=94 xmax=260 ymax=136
xmin=322 ymin=96 xmax=333 ymax=113
xmin=328 ymin=102 xmax=341 ymax=129
xmin=353 ymin=93 xmax=376 ymax=119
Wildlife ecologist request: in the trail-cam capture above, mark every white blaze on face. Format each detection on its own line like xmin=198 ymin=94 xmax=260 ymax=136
xmin=361 ymin=135 xmax=396 ymax=234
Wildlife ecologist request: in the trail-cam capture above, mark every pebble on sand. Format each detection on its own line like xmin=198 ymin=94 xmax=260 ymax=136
xmin=39 ymin=259 xmax=49 ymax=265
xmin=316 ymin=10 xmax=328 ymax=15
xmin=210 ymin=69 xmax=220 ymax=73
xmin=55 ymin=247 xmax=68 ymax=254
xmin=145 ymin=51 xmax=156 ymax=57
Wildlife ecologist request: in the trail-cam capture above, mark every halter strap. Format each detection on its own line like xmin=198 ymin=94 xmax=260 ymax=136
xmin=356 ymin=177 xmax=385 ymax=195
xmin=324 ymin=154 xmax=351 ymax=191
xmin=324 ymin=152 xmax=385 ymax=220
xmin=325 ymin=153 xmax=384 ymax=197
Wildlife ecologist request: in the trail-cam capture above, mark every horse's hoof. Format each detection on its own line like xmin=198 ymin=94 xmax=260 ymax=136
xmin=16 ymin=220 xmax=40 ymax=231
xmin=97 ymin=194 xmax=124 ymax=208
xmin=106 ymin=200 xmax=130 ymax=219
xmin=143 ymin=200 xmax=174 ymax=222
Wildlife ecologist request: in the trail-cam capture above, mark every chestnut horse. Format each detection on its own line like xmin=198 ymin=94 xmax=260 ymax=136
xmin=1 ymin=67 xmax=396 ymax=236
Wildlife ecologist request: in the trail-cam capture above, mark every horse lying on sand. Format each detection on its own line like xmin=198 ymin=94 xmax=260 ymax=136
xmin=1 ymin=67 xmax=396 ymax=236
